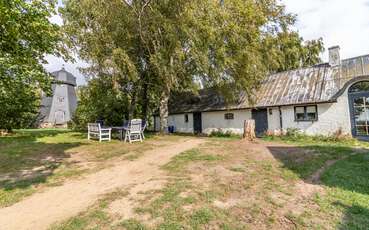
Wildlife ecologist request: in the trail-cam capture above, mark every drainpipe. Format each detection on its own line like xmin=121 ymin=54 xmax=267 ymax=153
xmin=279 ymin=106 xmax=283 ymax=131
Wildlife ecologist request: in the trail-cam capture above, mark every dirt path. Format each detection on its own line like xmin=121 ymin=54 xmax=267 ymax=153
xmin=0 ymin=138 xmax=205 ymax=230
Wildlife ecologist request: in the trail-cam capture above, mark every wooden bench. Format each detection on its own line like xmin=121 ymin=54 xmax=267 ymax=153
xmin=87 ymin=123 xmax=111 ymax=142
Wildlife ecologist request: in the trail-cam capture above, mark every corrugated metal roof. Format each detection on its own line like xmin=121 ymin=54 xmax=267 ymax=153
xmin=168 ymin=54 xmax=369 ymax=114
xmin=257 ymin=55 xmax=369 ymax=107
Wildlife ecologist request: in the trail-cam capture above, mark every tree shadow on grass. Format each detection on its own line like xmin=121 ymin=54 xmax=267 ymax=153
xmin=0 ymin=129 xmax=85 ymax=191
xmin=266 ymin=144 xmax=369 ymax=229
xmin=334 ymin=202 xmax=369 ymax=230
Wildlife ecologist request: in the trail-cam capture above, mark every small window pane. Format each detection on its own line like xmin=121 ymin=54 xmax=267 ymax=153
xmin=349 ymin=81 xmax=369 ymax=93
xmin=295 ymin=107 xmax=304 ymax=113
xmin=356 ymin=120 xmax=366 ymax=126
xmin=354 ymin=97 xmax=365 ymax=107
xmin=356 ymin=125 xmax=368 ymax=135
xmin=225 ymin=113 xmax=234 ymax=120
xmin=307 ymin=112 xmax=317 ymax=120
xmin=306 ymin=106 xmax=316 ymax=113
xmin=295 ymin=106 xmax=317 ymax=121
xmin=296 ymin=113 xmax=305 ymax=121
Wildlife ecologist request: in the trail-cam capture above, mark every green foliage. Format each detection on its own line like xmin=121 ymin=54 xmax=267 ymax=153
xmin=71 ymin=77 xmax=130 ymax=130
xmin=0 ymin=0 xmax=60 ymax=131
xmin=209 ymin=130 xmax=241 ymax=139
xmin=61 ymin=0 xmax=324 ymax=132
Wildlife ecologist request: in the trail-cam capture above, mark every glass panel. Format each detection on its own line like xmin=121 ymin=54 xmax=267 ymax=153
xmin=295 ymin=107 xmax=304 ymax=113
xmin=306 ymin=106 xmax=316 ymax=113
xmin=296 ymin=113 xmax=305 ymax=121
xmin=349 ymin=81 xmax=369 ymax=93
xmin=307 ymin=112 xmax=317 ymax=120
xmin=356 ymin=125 xmax=368 ymax=136
xmin=354 ymin=97 xmax=364 ymax=107
xmin=355 ymin=107 xmax=368 ymax=120
xmin=356 ymin=120 xmax=367 ymax=126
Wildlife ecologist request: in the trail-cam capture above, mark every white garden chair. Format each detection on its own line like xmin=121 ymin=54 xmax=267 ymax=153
xmin=124 ymin=119 xmax=143 ymax=143
xmin=141 ymin=120 xmax=147 ymax=139
xmin=87 ymin=123 xmax=111 ymax=142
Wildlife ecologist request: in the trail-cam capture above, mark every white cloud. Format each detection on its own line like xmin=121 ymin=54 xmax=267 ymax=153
xmin=282 ymin=0 xmax=369 ymax=61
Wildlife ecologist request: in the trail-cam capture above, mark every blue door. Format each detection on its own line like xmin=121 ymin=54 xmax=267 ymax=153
xmin=193 ymin=112 xmax=202 ymax=134
xmin=252 ymin=109 xmax=268 ymax=136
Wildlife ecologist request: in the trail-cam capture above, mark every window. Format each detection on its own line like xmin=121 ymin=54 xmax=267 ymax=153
xmin=294 ymin=105 xmax=318 ymax=121
xmin=269 ymin=108 xmax=273 ymax=115
xmin=352 ymin=96 xmax=369 ymax=136
xmin=184 ymin=114 xmax=189 ymax=123
xmin=225 ymin=113 xmax=234 ymax=120
xmin=57 ymin=97 xmax=64 ymax=103
xmin=349 ymin=81 xmax=369 ymax=93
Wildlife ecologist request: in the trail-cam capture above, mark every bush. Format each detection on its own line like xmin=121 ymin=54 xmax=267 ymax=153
xmin=209 ymin=130 xmax=240 ymax=138
xmin=265 ymin=127 xmax=355 ymax=145
xmin=70 ymin=77 xmax=130 ymax=131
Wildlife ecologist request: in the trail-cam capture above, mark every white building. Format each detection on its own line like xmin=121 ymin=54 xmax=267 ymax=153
xmin=39 ymin=68 xmax=78 ymax=128
xmin=154 ymin=46 xmax=369 ymax=139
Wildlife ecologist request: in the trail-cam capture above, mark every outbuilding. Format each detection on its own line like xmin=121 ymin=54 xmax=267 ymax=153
xmin=154 ymin=46 xmax=369 ymax=138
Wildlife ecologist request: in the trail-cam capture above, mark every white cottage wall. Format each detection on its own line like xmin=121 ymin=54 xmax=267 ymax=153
xmin=168 ymin=114 xmax=194 ymax=133
xmin=201 ymin=110 xmax=252 ymax=135
xmin=267 ymin=107 xmax=281 ymax=132
xmin=280 ymin=89 xmax=351 ymax=135
xmin=154 ymin=87 xmax=353 ymax=136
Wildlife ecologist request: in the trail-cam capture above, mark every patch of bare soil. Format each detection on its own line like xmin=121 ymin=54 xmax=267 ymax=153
xmin=0 ymin=138 xmax=205 ymax=230
xmin=184 ymin=139 xmax=330 ymax=229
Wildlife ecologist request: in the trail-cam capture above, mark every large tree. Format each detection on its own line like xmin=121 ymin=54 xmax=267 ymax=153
xmin=0 ymin=0 xmax=60 ymax=131
xmin=61 ymin=0 xmax=323 ymax=132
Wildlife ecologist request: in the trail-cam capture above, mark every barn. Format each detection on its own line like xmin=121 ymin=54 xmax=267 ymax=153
xmin=154 ymin=46 xmax=369 ymax=138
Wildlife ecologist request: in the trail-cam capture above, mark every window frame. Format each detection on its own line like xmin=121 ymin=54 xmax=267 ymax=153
xmin=294 ymin=105 xmax=318 ymax=122
xmin=224 ymin=113 xmax=234 ymax=120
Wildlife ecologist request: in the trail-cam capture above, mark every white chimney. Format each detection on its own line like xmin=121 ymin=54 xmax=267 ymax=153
xmin=328 ymin=46 xmax=341 ymax=66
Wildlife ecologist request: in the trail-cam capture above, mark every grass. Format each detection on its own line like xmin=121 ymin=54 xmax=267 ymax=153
xmin=162 ymin=148 xmax=223 ymax=173
xmin=2 ymin=129 xmax=369 ymax=229
xmin=263 ymin=134 xmax=369 ymax=229
xmin=0 ymin=129 xmax=165 ymax=208
xmin=49 ymin=189 xmax=128 ymax=230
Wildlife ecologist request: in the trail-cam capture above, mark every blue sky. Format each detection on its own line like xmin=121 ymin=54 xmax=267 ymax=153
xmin=44 ymin=0 xmax=369 ymax=85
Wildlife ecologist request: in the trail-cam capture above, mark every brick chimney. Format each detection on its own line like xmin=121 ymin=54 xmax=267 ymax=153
xmin=328 ymin=46 xmax=341 ymax=66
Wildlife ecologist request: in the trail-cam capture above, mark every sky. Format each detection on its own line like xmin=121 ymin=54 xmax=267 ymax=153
xmin=44 ymin=0 xmax=369 ymax=85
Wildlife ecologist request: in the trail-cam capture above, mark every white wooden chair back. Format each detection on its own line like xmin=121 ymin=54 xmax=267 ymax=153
xmin=88 ymin=123 xmax=100 ymax=132
xmin=87 ymin=123 xmax=111 ymax=142
xmin=129 ymin=119 xmax=142 ymax=133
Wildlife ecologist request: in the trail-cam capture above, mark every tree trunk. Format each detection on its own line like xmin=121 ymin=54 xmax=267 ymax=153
xmin=243 ymin=119 xmax=256 ymax=141
xmin=159 ymin=88 xmax=170 ymax=134
xmin=141 ymin=82 xmax=149 ymax=121
xmin=128 ymin=90 xmax=137 ymax=120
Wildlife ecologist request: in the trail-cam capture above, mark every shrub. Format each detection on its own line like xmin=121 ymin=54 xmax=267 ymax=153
xmin=209 ymin=130 xmax=234 ymax=138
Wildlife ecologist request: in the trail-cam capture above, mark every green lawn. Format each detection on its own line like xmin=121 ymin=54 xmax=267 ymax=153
xmin=0 ymin=129 xmax=160 ymax=207
xmin=264 ymin=135 xmax=369 ymax=229
xmin=1 ymin=130 xmax=369 ymax=229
